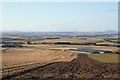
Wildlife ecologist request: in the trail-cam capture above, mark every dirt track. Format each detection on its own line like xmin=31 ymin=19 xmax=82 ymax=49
xmin=11 ymin=53 xmax=119 ymax=79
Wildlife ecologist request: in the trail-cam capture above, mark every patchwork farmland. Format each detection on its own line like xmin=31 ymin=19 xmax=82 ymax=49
xmin=1 ymin=32 xmax=119 ymax=79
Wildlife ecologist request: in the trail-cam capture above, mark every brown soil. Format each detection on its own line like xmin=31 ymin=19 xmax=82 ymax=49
xmin=13 ymin=54 xmax=119 ymax=79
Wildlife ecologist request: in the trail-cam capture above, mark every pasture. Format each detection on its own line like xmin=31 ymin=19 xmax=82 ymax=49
xmin=88 ymin=54 xmax=119 ymax=63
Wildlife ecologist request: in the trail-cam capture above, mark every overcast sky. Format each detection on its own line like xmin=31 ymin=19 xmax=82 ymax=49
xmin=2 ymin=2 xmax=118 ymax=32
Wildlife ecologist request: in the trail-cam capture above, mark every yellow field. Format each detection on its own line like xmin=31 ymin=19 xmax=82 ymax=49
xmin=96 ymin=41 xmax=118 ymax=45
xmin=23 ymin=44 xmax=119 ymax=52
xmin=31 ymin=38 xmax=103 ymax=43
xmin=1 ymin=36 xmax=21 ymax=38
xmin=2 ymin=48 xmax=77 ymax=69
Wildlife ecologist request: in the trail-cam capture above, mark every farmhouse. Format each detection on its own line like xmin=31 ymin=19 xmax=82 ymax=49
xmin=67 ymin=48 xmax=112 ymax=54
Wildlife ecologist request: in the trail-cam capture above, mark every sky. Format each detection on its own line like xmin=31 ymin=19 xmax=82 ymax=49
xmin=1 ymin=2 xmax=118 ymax=32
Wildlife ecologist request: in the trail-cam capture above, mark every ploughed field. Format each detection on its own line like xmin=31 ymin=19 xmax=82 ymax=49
xmin=6 ymin=54 xmax=119 ymax=79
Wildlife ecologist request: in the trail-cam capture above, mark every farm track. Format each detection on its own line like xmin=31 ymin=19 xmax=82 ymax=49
xmin=2 ymin=54 xmax=119 ymax=79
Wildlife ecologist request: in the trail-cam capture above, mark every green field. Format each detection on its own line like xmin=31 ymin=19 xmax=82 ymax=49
xmin=88 ymin=54 xmax=119 ymax=63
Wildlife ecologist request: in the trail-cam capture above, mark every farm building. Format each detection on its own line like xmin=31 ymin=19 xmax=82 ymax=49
xmin=67 ymin=48 xmax=112 ymax=54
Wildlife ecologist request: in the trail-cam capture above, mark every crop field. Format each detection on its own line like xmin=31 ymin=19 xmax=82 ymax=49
xmin=96 ymin=41 xmax=117 ymax=45
xmin=23 ymin=44 xmax=119 ymax=52
xmin=31 ymin=38 xmax=103 ymax=43
xmin=88 ymin=54 xmax=119 ymax=63
xmin=2 ymin=48 xmax=77 ymax=77
xmin=1 ymin=36 xmax=21 ymax=39
xmin=2 ymin=48 xmax=78 ymax=68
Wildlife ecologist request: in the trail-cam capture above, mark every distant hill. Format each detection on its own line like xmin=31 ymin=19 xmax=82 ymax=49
xmin=104 ymin=30 xmax=118 ymax=33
